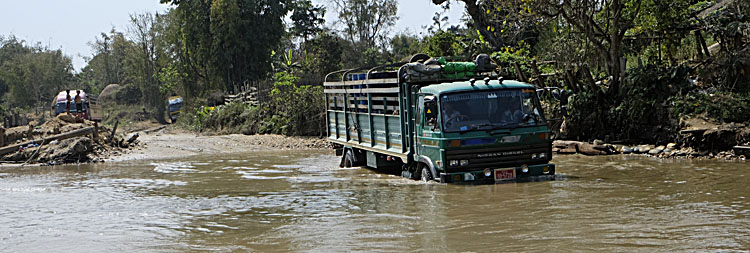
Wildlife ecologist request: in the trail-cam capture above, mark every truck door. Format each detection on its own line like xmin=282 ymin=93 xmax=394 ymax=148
xmin=416 ymin=95 xmax=439 ymax=157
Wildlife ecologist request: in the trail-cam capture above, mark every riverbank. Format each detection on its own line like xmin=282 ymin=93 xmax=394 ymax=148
xmin=109 ymin=126 xmax=332 ymax=162
xmin=554 ymin=116 xmax=750 ymax=160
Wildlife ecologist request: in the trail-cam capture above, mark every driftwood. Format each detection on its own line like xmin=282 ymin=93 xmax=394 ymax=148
xmin=143 ymin=125 xmax=166 ymax=134
xmin=0 ymin=127 xmax=95 ymax=156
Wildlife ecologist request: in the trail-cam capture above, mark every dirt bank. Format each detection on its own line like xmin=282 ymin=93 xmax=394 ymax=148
xmin=109 ymin=127 xmax=332 ymax=162
xmin=1 ymin=114 xmax=139 ymax=166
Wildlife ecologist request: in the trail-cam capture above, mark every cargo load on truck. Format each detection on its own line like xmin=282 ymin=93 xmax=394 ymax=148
xmin=324 ymin=54 xmax=555 ymax=183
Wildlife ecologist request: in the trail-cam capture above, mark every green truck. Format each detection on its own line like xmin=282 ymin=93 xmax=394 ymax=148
xmin=324 ymin=55 xmax=555 ymax=183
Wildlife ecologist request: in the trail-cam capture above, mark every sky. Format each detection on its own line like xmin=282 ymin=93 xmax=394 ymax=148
xmin=0 ymin=0 xmax=465 ymax=72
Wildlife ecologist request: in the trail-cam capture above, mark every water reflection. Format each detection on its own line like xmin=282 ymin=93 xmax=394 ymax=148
xmin=1 ymin=152 xmax=748 ymax=251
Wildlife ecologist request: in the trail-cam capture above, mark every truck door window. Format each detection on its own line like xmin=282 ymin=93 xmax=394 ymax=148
xmin=423 ymin=96 xmax=437 ymax=129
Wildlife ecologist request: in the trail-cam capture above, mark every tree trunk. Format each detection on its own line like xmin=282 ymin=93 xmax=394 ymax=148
xmin=607 ymin=0 xmax=623 ymax=98
xmin=697 ymin=31 xmax=711 ymax=58
xmin=694 ymin=31 xmax=705 ymax=60
xmin=461 ymin=0 xmax=502 ymax=49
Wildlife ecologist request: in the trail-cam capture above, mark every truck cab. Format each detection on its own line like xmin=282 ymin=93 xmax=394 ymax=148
xmin=415 ymin=80 xmax=554 ymax=183
xmin=52 ymin=90 xmax=90 ymax=120
xmin=168 ymin=96 xmax=184 ymax=123
xmin=324 ymin=56 xmax=554 ymax=183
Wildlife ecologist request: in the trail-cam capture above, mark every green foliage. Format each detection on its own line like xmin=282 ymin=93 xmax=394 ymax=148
xmin=490 ymin=44 xmax=532 ymax=79
xmin=389 ymin=33 xmax=422 ymax=62
xmin=290 ymin=0 xmax=326 ymax=41
xmin=296 ymin=31 xmax=346 ymax=84
xmin=161 ymin=0 xmax=292 ymax=94
xmin=419 ymin=25 xmax=493 ymax=60
xmin=77 ymin=29 xmax=132 ymax=94
xmin=268 ymin=72 xmax=324 ymax=135
xmin=156 ymin=64 xmax=184 ymax=95
xmin=703 ymin=0 xmax=750 ymax=91
xmin=422 ymin=31 xmax=463 ymax=57
xmin=332 ymin=0 xmax=398 ymax=50
xmin=567 ymin=65 xmax=693 ymax=142
xmin=610 ymin=65 xmax=691 ymax=139
xmin=0 ymin=36 xmax=74 ymax=108
xmin=671 ymin=92 xmax=750 ymax=123
xmin=189 ymin=71 xmax=325 ymax=136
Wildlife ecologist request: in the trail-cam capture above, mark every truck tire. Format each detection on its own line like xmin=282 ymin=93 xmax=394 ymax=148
xmin=420 ymin=165 xmax=432 ymax=182
xmin=343 ymin=150 xmax=355 ymax=168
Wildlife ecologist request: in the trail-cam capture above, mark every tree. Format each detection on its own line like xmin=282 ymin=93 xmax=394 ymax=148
xmin=127 ymin=13 xmax=169 ymax=123
xmin=426 ymin=1 xmax=451 ymax=34
xmin=330 ymin=0 xmax=398 ymax=50
xmin=390 ymin=33 xmax=422 ymax=62
xmin=432 ymin=0 xmax=544 ymax=53
xmin=160 ymin=0 xmax=293 ymax=94
xmin=0 ymin=44 xmax=73 ymax=108
xmin=422 ymin=30 xmax=463 ymax=57
xmin=290 ymin=0 xmax=326 ymax=42
xmin=78 ymin=29 xmax=133 ymax=94
xmin=0 ymin=36 xmax=33 ymax=99
xmin=299 ymin=31 xmax=344 ymax=83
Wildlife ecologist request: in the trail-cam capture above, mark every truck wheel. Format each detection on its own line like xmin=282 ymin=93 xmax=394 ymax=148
xmin=420 ymin=166 xmax=432 ymax=182
xmin=343 ymin=150 xmax=355 ymax=168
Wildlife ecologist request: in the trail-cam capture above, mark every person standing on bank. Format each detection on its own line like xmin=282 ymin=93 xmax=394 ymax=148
xmin=74 ymin=90 xmax=83 ymax=113
xmin=65 ymin=90 xmax=72 ymax=114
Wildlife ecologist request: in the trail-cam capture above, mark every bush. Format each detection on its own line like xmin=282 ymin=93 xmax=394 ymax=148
xmin=671 ymin=91 xmax=750 ymax=123
xmin=566 ymin=65 xmax=692 ymax=143
xmin=268 ymin=72 xmax=325 ymax=136
xmin=491 ymin=47 xmax=533 ymax=81
xmin=186 ymin=72 xmax=326 ymax=136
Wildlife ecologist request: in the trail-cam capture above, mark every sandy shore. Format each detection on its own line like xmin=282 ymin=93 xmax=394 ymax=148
xmin=108 ymin=126 xmax=332 ymax=162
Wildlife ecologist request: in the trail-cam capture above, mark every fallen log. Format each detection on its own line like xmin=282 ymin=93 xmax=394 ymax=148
xmin=0 ymin=127 xmax=94 ymax=156
xmin=734 ymin=146 xmax=750 ymax=156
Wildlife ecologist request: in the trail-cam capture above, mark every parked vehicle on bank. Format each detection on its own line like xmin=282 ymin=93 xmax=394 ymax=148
xmin=52 ymin=90 xmax=92 ymax=120
xmin=168 ymin=96 xmax=184 ymax=123
xmin=324 ymin=54 xmax=555 ymax=183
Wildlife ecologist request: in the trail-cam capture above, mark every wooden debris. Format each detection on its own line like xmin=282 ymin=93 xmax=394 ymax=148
xmin=0 ymin=127 xmax=94 ymax=156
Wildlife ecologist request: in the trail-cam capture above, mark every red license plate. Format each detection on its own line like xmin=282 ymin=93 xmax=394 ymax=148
xmin=495 ymin=169 xmax=516 ymax=181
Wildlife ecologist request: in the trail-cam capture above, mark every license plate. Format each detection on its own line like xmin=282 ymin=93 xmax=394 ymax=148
xmin=495 ymin=168 xmax=516 ymax=181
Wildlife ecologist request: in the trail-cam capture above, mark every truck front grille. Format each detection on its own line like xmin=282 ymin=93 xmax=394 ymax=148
xmin=445 ymin=143 xmax=550 ymax=172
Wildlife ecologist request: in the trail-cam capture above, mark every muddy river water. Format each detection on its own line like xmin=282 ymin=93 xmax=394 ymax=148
xmin=1 ymin=151 xmax=748 ymax=252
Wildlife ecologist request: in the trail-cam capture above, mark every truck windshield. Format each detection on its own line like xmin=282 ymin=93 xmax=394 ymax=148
xmin=441 ymin=89 xmax=545 ymax=133
xmin=168 ymin=103 xmax=183 ymax=112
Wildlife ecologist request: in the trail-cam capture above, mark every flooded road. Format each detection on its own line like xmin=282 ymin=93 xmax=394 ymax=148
xmin=1 ymin=152 xmax=749 ymax=252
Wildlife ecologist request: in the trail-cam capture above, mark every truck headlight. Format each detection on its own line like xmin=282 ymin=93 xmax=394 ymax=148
xmin=460 ymin=160 xmax=469 ymax=166
xmin=539 ymin=153 xmax=546 ymax=159
xmin=449 ymin=160 xmax=459 ymax=167
xmin=531 ymin=153 xmax=538 ymax=159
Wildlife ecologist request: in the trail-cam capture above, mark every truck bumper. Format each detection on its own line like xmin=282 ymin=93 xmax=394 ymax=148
xmin=439 ymin=163 xmax=555 ymax=183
